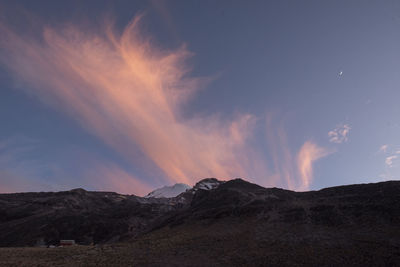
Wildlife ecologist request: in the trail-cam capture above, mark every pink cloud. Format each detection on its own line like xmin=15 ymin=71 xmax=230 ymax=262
xmin=385 ymin=155 xmax=398 ymax=168
xmin=83 ymin=162 xmax=152 ymax=196
xmin=297 ymin=141 xmax=332 ymax=191
xmin=0 ymin=15 xmax=330 ymax=192
xmin=379 ymin=144 xmax=389 ymax=153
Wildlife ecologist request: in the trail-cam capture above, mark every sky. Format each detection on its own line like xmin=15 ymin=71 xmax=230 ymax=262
xmin=0 ymin=0 xmax=400 ymax=196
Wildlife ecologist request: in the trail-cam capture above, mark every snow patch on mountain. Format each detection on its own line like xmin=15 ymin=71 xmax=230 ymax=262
xmin=193 ymin=178 xmax=223 ymax=191
xmin=145 ymin=183 xmax=191 ymax=198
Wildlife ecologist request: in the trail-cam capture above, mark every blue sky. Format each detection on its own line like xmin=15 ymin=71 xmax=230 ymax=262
xmin=0 ymin=0 xmax=399 ymax=195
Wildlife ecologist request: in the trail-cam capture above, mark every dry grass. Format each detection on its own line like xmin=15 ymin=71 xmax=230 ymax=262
xmin=1 ymin=218 xmax=399 ymax=266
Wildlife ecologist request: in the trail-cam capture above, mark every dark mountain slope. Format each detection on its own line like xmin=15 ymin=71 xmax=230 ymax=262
xmin=137 ymin=179 xmax=400 ymax=266
xmin=0 ymin=188 xmax=176 ymax=246
xmin=1 ymin=179 xmax=400 ymax=266
xmin=151 ymin=179 xmax=400 ymax=229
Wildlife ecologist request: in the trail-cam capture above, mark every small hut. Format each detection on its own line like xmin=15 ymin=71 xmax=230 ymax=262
xmin=60 ymin=240 xmax=76 ymax=246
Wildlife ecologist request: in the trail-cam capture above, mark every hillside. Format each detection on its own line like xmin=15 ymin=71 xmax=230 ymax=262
xmin=1 ymin=179 xmax=400 ymax=266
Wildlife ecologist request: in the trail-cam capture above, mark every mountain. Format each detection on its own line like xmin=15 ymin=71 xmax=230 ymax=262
xmin=1 ymin=178 xmax=400 ymax=266
xmin=144 ymin=178 xmax=222 ymax=199
xmin=0 ymin=188 xmax=174 ymax=246
xmin=145 ymin=183 xmax=191 ymax=198
xmin=192 ymin=177 xmax=223 ymax=190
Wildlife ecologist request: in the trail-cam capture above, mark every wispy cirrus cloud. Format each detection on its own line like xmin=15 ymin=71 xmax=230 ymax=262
xmin=379 ymin=146 xmax=400 ymax=181
xmin=379 ymin=144 xmax=389 ymax=153
xmin=0 ymin=135 xmax=152 ymax=195
xmin=0 ymin=15 xmax=330 ymax=192
xmin=83 ymin=162 xmax=152 ymax=195
xmin=380 ymin=145 xmax=400 ymax=168
xmin=328 ymin=124 xmax=351 ymax=144
xmin=297 ymin=141 xmax=332 ymax=191
xmin=385 ymin=155 xmax=397 ymax=167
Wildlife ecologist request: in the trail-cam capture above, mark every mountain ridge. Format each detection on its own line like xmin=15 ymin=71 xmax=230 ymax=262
xmin=1 ymin=178 xmax=400 ymax=266
xmin=145 ymin=183 xmax=191 ymax=198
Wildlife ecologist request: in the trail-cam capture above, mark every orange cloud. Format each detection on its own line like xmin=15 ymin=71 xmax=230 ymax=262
xmin=0 ymin=15 xmax=330 ymax=192
xmin=297 ymin=141 xmax=331 ymax=191
xmin=83 ymin=162 xmax=152 ymax=196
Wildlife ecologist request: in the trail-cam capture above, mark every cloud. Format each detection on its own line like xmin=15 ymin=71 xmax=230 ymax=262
xmin=83 ymin=162 xmax=152 ymax=196
xmin=0 ymin=15 xmax=330 ymax=192
xmin=379 ymin=144 xmax=389 ymax=153
xmin=383 ymin=147 xmax=400 ymax=168
xmin=263 ymin=115 xmax=331 ymax=190
xmin=385 ymin=155 xmax=398 ymax=167
xmin=297 ymin=141 xmax=332 ymax=191
xmin=328 ymin=124 xmax=351 ymax=144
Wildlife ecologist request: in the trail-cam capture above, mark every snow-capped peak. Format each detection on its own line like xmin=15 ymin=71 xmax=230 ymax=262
xmin=193 ymin=178 xmax=223 ymax=191
xmin=145 ymin=183 xmax=191 ymax=198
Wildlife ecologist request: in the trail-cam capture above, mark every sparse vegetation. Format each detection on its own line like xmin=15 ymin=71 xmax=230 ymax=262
xmin=1 ymin=179 xmax=400 ymax=266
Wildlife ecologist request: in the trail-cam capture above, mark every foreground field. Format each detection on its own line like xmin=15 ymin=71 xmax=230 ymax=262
xmin=1 ymin=218 xmax=399 ymax=266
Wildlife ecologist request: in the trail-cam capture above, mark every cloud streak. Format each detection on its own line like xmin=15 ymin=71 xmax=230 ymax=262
xmin=385 ymin=155 xmax=398 ymax=168
xmin=0 ymin=15 xmax=330 ymax=192
xmin=297 ymin=141 xmax=331 ymax=191
xmin=379 ymin=144 xmax=389 ymax=153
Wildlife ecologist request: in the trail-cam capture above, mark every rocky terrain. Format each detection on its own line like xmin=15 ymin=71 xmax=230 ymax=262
xmin=145 ymin=183 xmax=191 ymax=198
xmin=1 ymin=178 xmax=400 ymax=266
